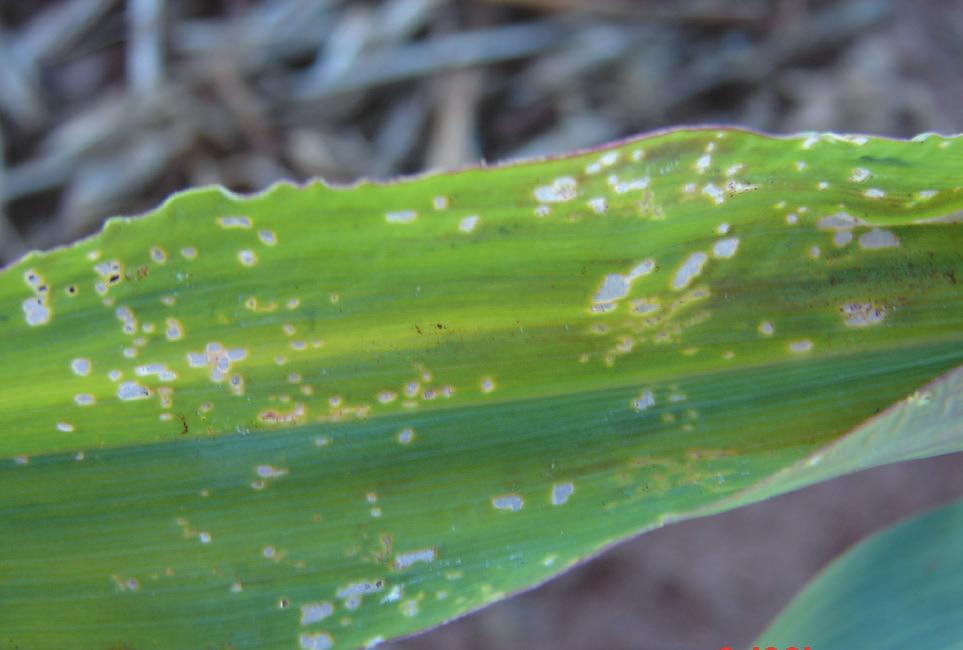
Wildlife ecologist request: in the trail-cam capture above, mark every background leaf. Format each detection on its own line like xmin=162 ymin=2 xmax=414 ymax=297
xmin=756 ymin=495 xmax=963 ymax=649
xmin=1 ymin=128 xmax=961 ymax=649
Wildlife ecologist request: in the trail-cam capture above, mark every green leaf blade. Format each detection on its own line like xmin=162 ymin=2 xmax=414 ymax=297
xmin=1 ymin=128 xmax=961 ymax=649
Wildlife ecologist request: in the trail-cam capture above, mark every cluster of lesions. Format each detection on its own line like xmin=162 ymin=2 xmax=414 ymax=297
xmin=619 ymin=444 xmax=741 ymax=505
xmin=21 ymin=268 xmax=53 ymax=326
xmin=33 ymin=222 xmax=288 ymax=434
xmin=581 ymin=221 xmax=740 ymax=366
xmin=528 ymin=142 xmax=672 ymax=222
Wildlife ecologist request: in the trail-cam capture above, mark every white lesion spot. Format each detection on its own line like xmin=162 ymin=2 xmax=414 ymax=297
xmin=397 ymin=427 xmax=415 ymax=444
xmin=56 ymin=422 xmax=74 ymax=432
xmin=336 ymin=580 xmax=384 ymax=610
xmin=587 ymin=197 xmax=607 ymax=214
xmin=394 ymin=548 xmax=437 ymax=570
xmin=403 ymin=381 xmax=419 ymax=399
xmin=238 ymin=250 xmax=257 ymax=266
xmin=299 ymin=632 xmax=333 ymax=650
xmin=256 ymin=464 xmax=288 ymax=479
xmin=591 ymin=259 xmax=656 ymax=311
xmin=180 ymin=246 xmax=198 ymax=260
xmin=863 ymin=188 xmax=886 ymax=199
xmin=458 ymin=215 xmax=480 ymax=233
xmin=724 ymin=179 xmax=758 ymax=195
xmin=819 ymin=211 xmax=867 ymax=249
xmin=300 ymin=602 xmax=334 ymax=625
xmin=841 ymin=302 xmax=887 ymax=327
xmin=135 ymin=363 xmax=177 ymax=382
xmin=401 ymin=599 xmax=419 ymax=617
xmin=701 ymin=183 xmax=724 ymax=205
xmin=858 ymin=229 xmax=899 ymax=249
xmin=24 ymin=269 xmax=44 ymax=289
xmin=386 ymin=210 xmax=417 ymax=224
xmin=630 ymin=298 xmax=660 ymax=315
xmin=257 ymin=229 xmax=277 ymax=245
xmin=432 ymin=195 xmax=450 ymax=210
xmin=22 ymin=295 xmax=51 ymax=326
xmin=75 ymin=393 xmax=95 ymax=406
xmin=187 ymin=342 xmax=248 ymax=382
xmin=480 ymin=376 xmax=496 ymax=393
xmin=217 ymin=215 xmax=252 ymax=229
xmin=381 ymin=585 xmax=402 ymax=603
xmin=71 ymin=358 xmax=92 ymax=377
xmin=492 ymin=494 xmax=524 ymax=512
xmin=593 ymin=274 xmax=630 ymax=305
xmin=833 ymin=231 xmax=853 ymax=248
xmin=631 ymin=389 xmax=655 ymax=412
xmin=715 ymin=222 xmax=730 ymax=235
xmin=92 ymin=260 xmax=123 ymax=295
xmin=115 ymin=306 xmax=138 ymax=335
xmin=789 ymin=339 xmax=814 ymax=353
xmin=586 ymin=151 xmax=618 ymax=174
xmin=808 ymin=245 xmax=821 ymax=259
xmin=612 ymin=176 xmax=650 ymax=194
xmin=117 ymin=381 xmax=151 ymax=401
xmin=758 ymin=321 xmax=774 ymax=336
xmin=551 ymin=482 xmax=574 ymax=505
xmin=165 ymin=318 xmax=184 ymax=341
xmin=533 ymin=176 xmax=578 ymax=203
xmin=198 ymin=531 xmax=211 ymax=544
xmin=150 ymin=246 xmax=167 ymax=263
xmin=671 ymin=252 xmax=708 ymax=290
xmin=694 ymin=153 xmax=711 ymax=174
xmin=711 ymin=237 xmax=739 ymax=259
xmin=849 ymin=167 xmax=871 ymax=183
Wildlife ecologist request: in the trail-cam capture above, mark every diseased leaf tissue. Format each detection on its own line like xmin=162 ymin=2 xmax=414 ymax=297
xmin=1 ymin=128 xmax=961 ymax=649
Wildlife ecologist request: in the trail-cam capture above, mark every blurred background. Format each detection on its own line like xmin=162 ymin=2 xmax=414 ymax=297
xmin=1 ymin=0 xmax=961 ymax=648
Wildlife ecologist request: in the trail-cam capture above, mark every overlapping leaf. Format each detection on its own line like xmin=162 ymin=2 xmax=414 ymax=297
xmin=1 ymin=128 xmax=961 ymax=649
xmin=757 ymin=495 xmax=963 ymax=648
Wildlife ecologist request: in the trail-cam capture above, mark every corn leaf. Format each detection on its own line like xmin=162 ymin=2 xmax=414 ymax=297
xmin=756 ymin=495 xmax=963 ymax=648
xmin=1 ymin=128 xmax=961 ymax=649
